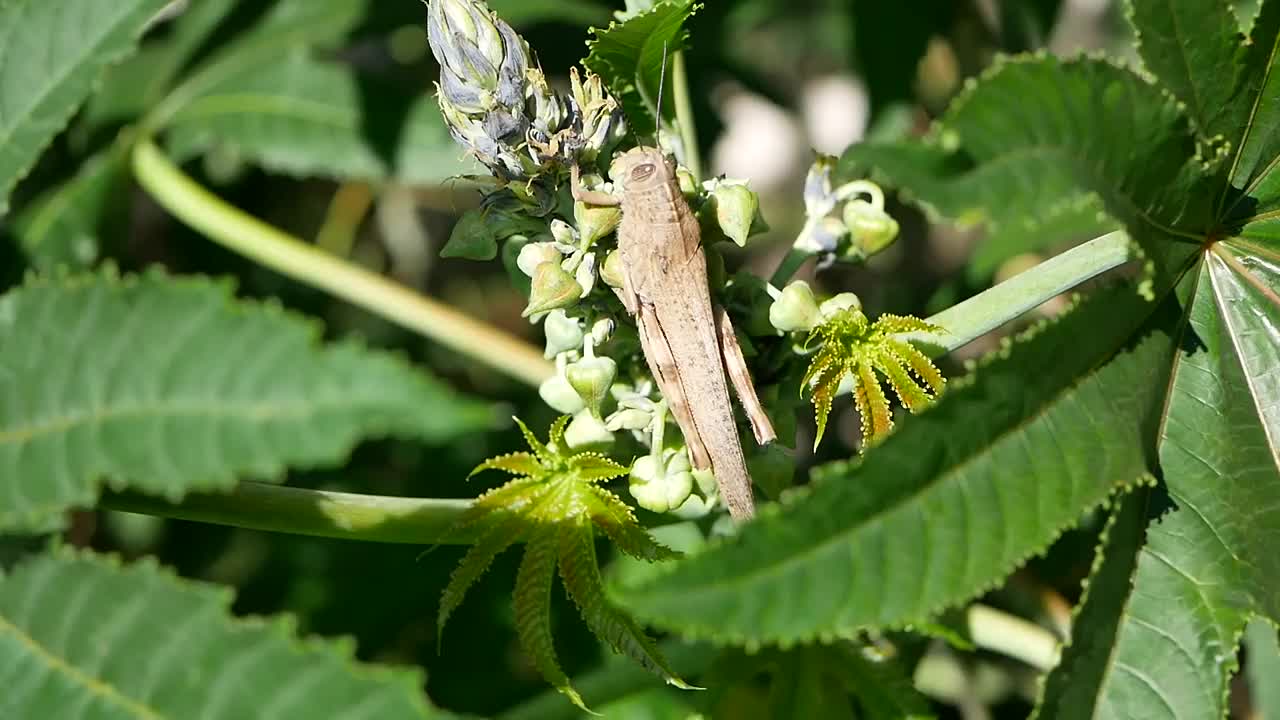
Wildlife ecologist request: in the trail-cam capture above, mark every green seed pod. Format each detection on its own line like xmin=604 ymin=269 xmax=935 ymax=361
xmin=538 ymin=372 xmax=586 ymax=414
xmin=542 ymin=309 xmax=583 ymax=358
xmin=819 ymin=292 xmax=863 ymax=321
xmin=574 ymin=200 xmax=622 ymax=245
xmin=516 ymin=241 xmax=561 ymax=277
xmin=676 ymin=167 xmax=699 ymax=197
xmin=710 ymin=183 xmax=760 ymax=247
xmin=600 ymin=250 xmax=625 ymax=289
xmin=605 ymin=407 xmax=651 ymax=431
xmin=565 ymin=355 xmax=617 ymax=417
xmin=769 ymin=280 xmax=821 ymax=333
xmin=571 ymin=252 xmax=597 ymax=297
xmin=522 ymin=261 xmax=581 ymax=317
xmin=589 ymin=317 xmax=615 ymax=345
xmin=564 ymin=409 xmax=615 ymax=449
xmin=843 ymin=198 xmax=899 ymax=258
xmin=628 ymin=450 xmax=694 ymax=514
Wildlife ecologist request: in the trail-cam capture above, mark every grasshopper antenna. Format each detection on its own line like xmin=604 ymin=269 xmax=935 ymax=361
xmin=651 ymin=40 xmax=669 ymax=148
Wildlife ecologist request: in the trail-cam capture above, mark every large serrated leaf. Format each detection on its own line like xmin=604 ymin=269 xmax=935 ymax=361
xmin=842 ymin=55 xmax=1214 ymax=278
xmin=585 ymin=0 xmax=697 ymax=139
xmin=0 ymin=0 xmax=171 ymax=212
xmin=11 ymin=148 xmax=127 ymax=271
xmin=0 ymin=549 xmax=452 ymax=718
xmin=1245 ymin=618 xmax=1280 ymax=717
xmin=843 ymin=141 xmax=1116 ymax=282
xmin=143 ymin=0 xmax=372 ymax=131
xmin=163 ymin=49 xmax=475 ymax=183
xmin=617 ymin=285 xmax=1179 ymax=645
xmin=83 ymin=0 xmax=241 ymax=130
xmin=837 ymin=4 xmax=1280 ymax=709
xmin=1068 ymin=260 xmax=1280 ymax=719
xmin=1032 ymin=486 xmax=1152 ymax=719
xmin=0 ymin=270 xmax=490 ymax=531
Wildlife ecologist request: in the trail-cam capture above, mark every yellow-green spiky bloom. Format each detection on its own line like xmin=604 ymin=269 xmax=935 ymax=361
xmin=438 ymin=416 xmax=688 ymax=711
xmin=802 ymin=309 xmax=946 ymax=450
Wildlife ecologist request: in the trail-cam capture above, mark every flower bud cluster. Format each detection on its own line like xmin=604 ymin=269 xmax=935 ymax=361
xmin=429 ymin=0 xmax=775 ymax=518
xmin=794 ymin=155 xmax=899 ymax=263
xmin=767 ymin=280 xmax=865 ymax=336
xmin=428 ymin=0 xmax=625 ymax=181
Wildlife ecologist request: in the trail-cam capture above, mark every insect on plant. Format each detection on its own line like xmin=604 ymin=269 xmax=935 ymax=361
xmin=0 ymin=0 xmax=1278 ymax=718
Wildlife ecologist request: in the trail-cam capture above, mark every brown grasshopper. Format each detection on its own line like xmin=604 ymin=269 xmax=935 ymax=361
xmin=572 ymin=151 xmax=776 ymax=520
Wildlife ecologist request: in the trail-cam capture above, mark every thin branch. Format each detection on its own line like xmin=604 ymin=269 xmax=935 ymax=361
xmin=100 ymin=481 xmax=475 ymax=544
xmin=671 ymin=50 xmax=702 ymax=181
xmin=910 ymin=230 xmax=1136 ymax=355
xmin=130 ymin=140 xmax=554 ymax=387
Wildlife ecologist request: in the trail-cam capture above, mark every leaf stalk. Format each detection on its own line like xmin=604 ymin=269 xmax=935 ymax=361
xmin=130 ymin=140 xmax=554 ymax=387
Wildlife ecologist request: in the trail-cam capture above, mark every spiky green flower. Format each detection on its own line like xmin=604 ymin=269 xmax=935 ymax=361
xmin=438 ymin=416 xmax=687 ymax=711
xmin=802 ymin=309 xmax=946 ymax=450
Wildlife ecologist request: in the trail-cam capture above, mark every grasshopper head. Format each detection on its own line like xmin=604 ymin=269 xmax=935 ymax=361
xmin=609 ymin=146 xmax=675 ymax=193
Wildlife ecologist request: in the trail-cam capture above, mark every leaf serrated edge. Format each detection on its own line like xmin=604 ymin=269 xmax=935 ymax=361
xmin=625 ymin=478 xmax=1153 ymax=651
xmin=0 ymin=268 xmax=491 ymax=528
xmin=558 ymin=521 xmax=693 ymax=689
xmin=4 ymin=546 xmax=434 ymax=713
xmin=620 ymin=283 xmax=1169 ymax=648
xmin=515 ymin=529 xmax=591 ymax=713
xmin=0 ymin=0 xmax=171 ymax=213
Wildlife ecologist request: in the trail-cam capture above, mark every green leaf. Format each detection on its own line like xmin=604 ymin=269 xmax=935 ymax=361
xmin=843 ymin=141 xmax=1117 ymax=282
xmin=0 ymin=548 xmax=451 ymax=718
xmin=1129 ymin=0 xmax=1244 ymax=140
xmin=617 ymin=285 xmax=1179 ymax=645
xmin=517 ymin=528 xmax=588 ymax=711
xmin=1075 ymin=261 xmax=1280 ymax=719
xmin=442 ymin=205 xmax=546 ymax=261
xmin=143 ymin=0 xmax=373 ymax=130
xmin=83 ymin=0 xmax=241 ymax=129
xmin=841 ymin=56 xmax=1213 ymax=277
xmin=0 ymin=0 xmax=172 ymax=212
xmin=585 ymin=0 xmax=698 ymax=139
xmin=163 ymin=49 xmax=475 ymax=183
xmin=11 ymin=148 xmax=127 ymax=270
xmin=843 ymin=3 xmax=1280 ymax=711
xmin=0 ymin=270 xmax=490 ymax=532
xmin=559 ymin=521 xmax=688 ymax=689
xmin=1031 ymin=485 xmax=1153 ymax=719
xmin=1245 ymin=618 xmax=1280 ymax=718
xmin=1220 ymin=0 xmax=1280 ymax=223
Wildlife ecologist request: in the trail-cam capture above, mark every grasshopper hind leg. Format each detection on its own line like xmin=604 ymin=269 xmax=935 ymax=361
xmin=635 ymin=306 xmax=714 ymax=471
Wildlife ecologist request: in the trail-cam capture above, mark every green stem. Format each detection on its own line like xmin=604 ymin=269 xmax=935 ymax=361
xmin=104 ymin=231 xmax=1134 ymax=543
xmin=911 ymin=230 xmax=1135 ymax=355
xmin=966 ymin=605 xmax=1058 ymax=671
xmin=671 ymin=51 xmax=702 ymax=181
xmin=770 ymin=247 xmax=815 ymax=286
xmin=497 ymin=641 xmax=718 ymax=720
xmin=100 ymin=481 xmax=476 ymax=544
xmin=130 ymin=140 xmax=554 ymax=387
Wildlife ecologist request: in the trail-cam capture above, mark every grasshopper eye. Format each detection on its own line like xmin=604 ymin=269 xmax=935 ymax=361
xmin=630 ymin=163 xmax=656 ymax=181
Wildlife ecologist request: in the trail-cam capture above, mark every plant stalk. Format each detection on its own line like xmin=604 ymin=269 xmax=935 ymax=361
xmin=671 ymin=50 xmax=702 ymax=181
xmin=101 ymin=482 xmax=476 ymax=544
xmin=130 ymin=140 xmax=554 ymax=387
xmin=912 ymin=230 xmax=1134 ymax=355
xmin=104 ymin=229 xmax=1134 ymax=543
xmin=770 ymin=247 xmax=814 ymax=286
